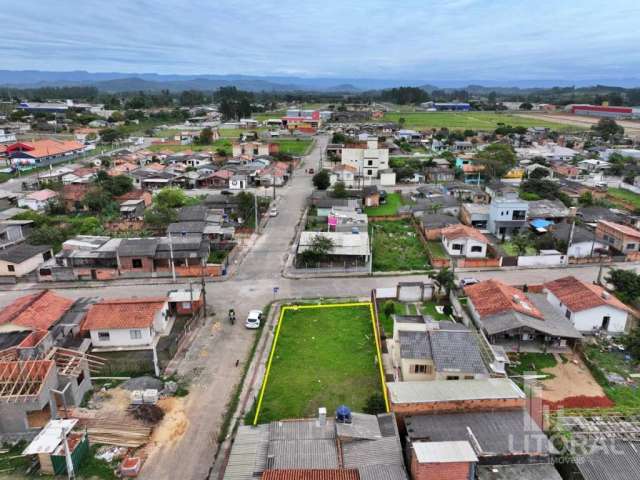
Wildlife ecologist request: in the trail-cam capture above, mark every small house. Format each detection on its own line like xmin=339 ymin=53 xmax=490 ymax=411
xmin=0 ymin=243 xmax=52 ymax=277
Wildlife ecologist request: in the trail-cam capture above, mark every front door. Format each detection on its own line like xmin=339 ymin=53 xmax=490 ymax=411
xmin=601 ymin=316 xmax=611 ymax=331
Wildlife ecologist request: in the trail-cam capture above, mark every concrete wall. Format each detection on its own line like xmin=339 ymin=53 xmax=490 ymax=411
xmin=90 ymin=326 xmax=154 ymax=349
xmin=398 ymin=284 xmax=424 ymax=302
xmin=410 ymin=450 xmax=473 ymax=480
xmin=517 ymin=253 xmax=567 ymax=267
xmin=568 ymin=241 xmax=606 ymax=258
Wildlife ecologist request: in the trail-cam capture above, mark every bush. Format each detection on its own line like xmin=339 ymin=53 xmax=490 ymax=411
xmin=383 ymin=300 xmax=396 ymax=317
xmin=363 ymin=392 xmax=386 ymax=415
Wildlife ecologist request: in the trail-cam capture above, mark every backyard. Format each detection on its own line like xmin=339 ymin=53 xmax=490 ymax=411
xmin=364 ymin=192 xmax=405 ymax=216
xmin=254 ymin=304 xmax=384 ymax=423
xmin=425 ymin=240 xmax=448 ymax=260
xmin=370 ymin=220 xmax=430 ymax=271
xmin=382 ymin=111 xmax=577 ymax=131
xmin=583 ymin=343 xmax=640 ymax=408
xmin=377 ymin=299 xmax=451 ymax=335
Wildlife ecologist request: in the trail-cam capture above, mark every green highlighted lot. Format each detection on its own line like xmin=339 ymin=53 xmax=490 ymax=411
xmin=254 ymin=304 xmax=384 ymax=423
xmin=382 ymin=112 xmax=577 ymax=131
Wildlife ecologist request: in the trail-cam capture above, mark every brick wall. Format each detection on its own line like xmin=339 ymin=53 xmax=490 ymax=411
xmin=119 ymin=256 xmax=154 ymax=272
xmin=410 ymin=452 xmax=472 ymax=480
xmin=458 ymin=257 xmax=501 ymax=268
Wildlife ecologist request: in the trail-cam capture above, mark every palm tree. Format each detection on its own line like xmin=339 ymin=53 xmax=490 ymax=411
xmin=430 ymin=267 xmax=455 ymax=297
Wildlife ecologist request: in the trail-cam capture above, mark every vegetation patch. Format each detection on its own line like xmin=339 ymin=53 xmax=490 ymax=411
xmin=255 ymin=304 xmax=384 ymax=423
xmin=270 ymin=138 xmax=313 ymax=156
xmin=370 ymin=220 xmax=430 ymax=271
xmin=507 ymin=352 xmax=558 ymax=380
xmin=607 ymin=187 xmax=640 ymax=210
xmin=365 ymin=192 xmax=405 ymax=216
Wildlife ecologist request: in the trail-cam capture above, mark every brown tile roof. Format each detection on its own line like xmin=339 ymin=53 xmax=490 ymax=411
xmin=26 ymin=189 xmax=58 ymax=201
xmin=0 ymin=290 xmax=74 ymax=331
xmin=261 ymin=470 xmax=360 ymax=480
xmin=72 ymin=167 xmax=98 ymax=177
xmin=62 ymin=183 xmax=90 ymax=202
xmin=8 ymin=139 xmax=83 ymax=159
xmin=441 ymin=224 xmax=489 ymax=243
xmin=464 ymin=280 xmax=543 ymax=319
xmin=598 ymin=220 xmax=640 ymax=239
xmin=115 ymin=189 xmax=149 ymax=203
xmin=544 ymin=276 xmax=631 ymax=313
xmin=82 ymin=297 xmax=167 ymax=330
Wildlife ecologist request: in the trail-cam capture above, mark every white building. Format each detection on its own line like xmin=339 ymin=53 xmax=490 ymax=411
xmin=82 ymin=298 xmax=172 ymax=351
xmin=17 ymin=189 xmax=58 ymax=211
xmin=440 ymin=224 xmax=489 ymax=258
xmin=544 ymin=276 xmax=630 ymax=334
xmin=0 ymin=129 xmax=17 ymax=143
xmin=341 ymin=138 xmax=389 ymax=180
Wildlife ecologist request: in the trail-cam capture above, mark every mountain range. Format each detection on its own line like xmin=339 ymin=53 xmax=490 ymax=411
xmin=0 ymin=70 xmax=639 ymax=93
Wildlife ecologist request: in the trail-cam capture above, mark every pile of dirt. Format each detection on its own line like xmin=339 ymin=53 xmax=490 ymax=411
xmin=121 ymin=376 xmax=164 ymax=391
xmin=151 ymin=397 xmax=188 ymax=444
xmin=130 ymin=404 xmax=165 ymax=424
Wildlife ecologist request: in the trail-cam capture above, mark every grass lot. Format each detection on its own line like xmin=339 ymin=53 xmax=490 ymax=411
xmin=256 ymin=305 xmax=383 ymax=423
xmin=365 ymin=192 xmax=405 ymax=216
xmin=382 ymin=112 xmax=577 ymax=131
xmin=502 ymin=242 xmax=537 ymax=256
xmin=607 ymin=187 xmax=640 ymax=210
xmin=148 ymin=138 xmax=232 ymax=155
xmin=584 ymin=345 xmax=640 ymax=408
xmin=218 ymin=127 xmax=268 ymax=138
xmin=421 ymin=302 xmax=450 ymax=320
xmin=426 ymin=240 xmax=448 ymax=259
xmin=271 ymin=138 xmax=314 ymax=156
xmin=252 ymin=111 xmax=286 ymax=122
xmin=155 ymin=128 xmax=182 ymax=138
xmin=377 ymin=300 xmax=405 ymax=334
xmin=507 ymin=353 xmax=558 ymax=380
xmin=370 ymin=220 xmax=430 ymax=271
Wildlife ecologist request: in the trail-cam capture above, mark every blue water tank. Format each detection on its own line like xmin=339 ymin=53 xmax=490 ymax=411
xmin=336 ymin=405 xmax=352 ymax=424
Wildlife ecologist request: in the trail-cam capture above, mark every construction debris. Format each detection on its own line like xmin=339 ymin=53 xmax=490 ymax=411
xmin=77 ymin=418 xmax=152 ymax=448
xmin=129 ymin=404 xmax=165 ymax=425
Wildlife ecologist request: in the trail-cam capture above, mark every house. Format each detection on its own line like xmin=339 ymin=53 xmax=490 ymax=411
xmin=579 ymin=159 xmax=610 ymax=173
xmin=5 ymin=139 xmax=84 ymax=167
xmin=595 ymin=220 xmax=640 ymax=254
xmin=413 ymin=195 xmax=460 ymax=216
xmin=341 ymin=138 xmax=389 ymax=181
xmin=62 ymin=167 xmax=98 ymax=185
xmin=0 ymin=243 xmax=52 ymax=277
xmin=330 ymin=164 xmax=357 ymax=187
xmin=424 ymin=166 xmax=454 ymax=183
xmin=390 ymin=316 xmax=489 ymax=382
xmin=459 ymin=203 xmax=490 ymax=230
xmin=465 ymin=279 xmax=582 ymax=351
xmin=421 ymin=214 xmax=460 ymax=239
xmin=207 ymin=169 xmax=234 ymax=189
xmin=120 ymin=199 xmax=145 ymax=219
xmin=18 ymin=189 xmax=58 ymax=211
xmin=297 ymin=231 xmax=370 ymax=265
xmin=328 ymin=207 xmax=368 ymax=233
xmin=229 ymin=174 xmax=248 ymax=190
xmin=409 ymin=441 xmax=478 ymax=480
xmin=451 ymin=140 xmax=474 ymax=153
xmin=82 ymin=297 xmax=171 ymax=351
xmin=544 ymin=276 xmax=631 ymax=334
xmin=232 ymin=141 xmax=271 ymax=158
xmin=0 ymin=220 xmax=33 ymax=249
xmin=550 ymin=223 xmax=606 ymax=258
xmin=61 ymin=184 xmax=90 ymax=212
xmin=281 ymin=109 xmax=322 ymax=133
xmin=128 ymin=169 xmax=176 ymax=190
xmin=362 ymin=185 xmax=379 ymax=207
xmin=440 ymin=224 xmax=489 ymax=258
xmin=115 ymin=189 xmax=153 ymax=208
xmin=488 ymin=196 xmax=528 ymax=239
xmin=223 ymin=410 xmax=408 ymax=480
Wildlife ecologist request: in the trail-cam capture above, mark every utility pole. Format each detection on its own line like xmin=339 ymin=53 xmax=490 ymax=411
xmin=566 ymin=219 xmax=576 ymax=257
xmin=254 ymin=192 xmax=259 ymax=234
xmin=200 ymin=260 xmax=207 ymax=322
xmin=168 ymin=232 xmax=176 ymax=282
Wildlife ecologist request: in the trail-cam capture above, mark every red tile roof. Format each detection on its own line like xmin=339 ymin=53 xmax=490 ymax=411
xmin=6 ymin=139 xmax=84 ymax=159
xmin=544 ymin=276 xmax=631 ymax=313
xmin=598 ymin=220 xmax=640 ymax=239
xmin=82 ymin=298 xmax=167 ymax=331
xmin=464 ymin=280 xmax=543 ymax=319
xmin=62 ymin=183 xmax=90 ymax=202
xmin=0 ymin=290 xmax=74 ymax=331
xmin=26 ymin=189 xmax=58 ymax=201
xmin=441 ymin=224 xmax=489 ymax=243
xmin=261 ymin=470 xmax=359 ymax=480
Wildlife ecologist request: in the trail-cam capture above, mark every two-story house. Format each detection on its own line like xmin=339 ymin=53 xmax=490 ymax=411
xmin=341 ymin=138 xmax=389 ymax=181
xmin=488 ymin=195 xmax=529 ymax=239
xmin=595 ymin=220 xmax=640 ymax=254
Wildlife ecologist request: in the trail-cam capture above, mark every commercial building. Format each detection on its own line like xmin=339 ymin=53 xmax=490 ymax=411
xmin=570 ymin=104 xmax=639 ymax=119
xmin=341 ymin=138 xmax=390 ymax=182
xmin=5 ymin=139 xmax=84 ymax=166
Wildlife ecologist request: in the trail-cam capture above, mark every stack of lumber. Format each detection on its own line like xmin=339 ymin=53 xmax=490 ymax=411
xmin=76 ymin=418 xmax=151 ymax=448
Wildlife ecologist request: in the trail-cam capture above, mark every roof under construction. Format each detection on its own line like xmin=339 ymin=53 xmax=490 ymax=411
xmin=0 ymin=359 xmax=54 ymax=402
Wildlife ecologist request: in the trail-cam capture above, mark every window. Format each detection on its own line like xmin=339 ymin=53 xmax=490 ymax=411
xmin=626 ymin=243 xmax=636 ymax=250
xmin=512 ymin=210 xmax=526 ymax=220
xmin=43 ymin=251 xmax=52 ymax=261
xmin=98 ymin=331 xmax=110 ymax=341
xmin=470 ymin=245 xmax=483 ymax=252
xmin=7 ymin=265 xmax=14 ymax=272
xmin=446 ymin=375 xmax=460 ymax=380
xmin=602 ymin=316 xmax=611 ymax=330
xmin=565 ymin=309 xmax=572 ymax=320
xmin=132 ymin=258 xmax=143 ymax=268
xmin=464 ymin=375 xmax=475 ymax=380
xmin=253 ymin=148 xmax=259 ymax=155
xmin=130 ymin=329 xmax=142 ymax=340
xmin=452 ymin=244 xmax=463 ymax=251
xmin=367 ymin=160 xmax=373 ymax=166
xmin=39 ymin=268 xmax=52 ymax=276
xmin=412 ymin=364 xmax=429 ymax=374
xmin=367 ymin=170 xmax=373 ymax=176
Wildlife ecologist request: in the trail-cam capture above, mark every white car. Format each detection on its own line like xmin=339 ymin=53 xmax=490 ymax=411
xmin=245 ymin=310 xmax=263 ymax=329
xmin=269 ymin=207 xmax=278 ymax=217
xmin=459 ymin=277 xmax=479 ymax=288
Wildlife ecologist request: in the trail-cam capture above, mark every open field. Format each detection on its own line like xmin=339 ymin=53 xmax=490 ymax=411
xmin=252 ymin=111 xmax=286 ymax=121
xmin=254 ymin=304 xmax=384 ymax=423
xmin=271 ymin=138 xmax=314 ymax=156
xmin=514 ymin=112 xmax=640 ymax=138
xmin=607 ymin=187 xmax=640 ymax=210
xmin=371 ymin=220 xmax=430 ymax=271
xmin=382 ymin=111 xmax=579 ymax=131
xmin=148 ymin=139 xmax=232 ymax=155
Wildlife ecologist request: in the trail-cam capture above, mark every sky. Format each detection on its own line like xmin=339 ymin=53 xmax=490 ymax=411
xmin=0 ymin=0 xmax=639 ymax=84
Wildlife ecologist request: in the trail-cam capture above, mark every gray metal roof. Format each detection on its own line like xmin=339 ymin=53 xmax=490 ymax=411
xmin=167 ymin=221 xmax=206 ymax=234
xmin=480 ymin=293 xmax=582 ymax=339
xmin=357 ymin=464 xmax=408 ymax=480
xmin=117 ymin=238 xmax=159 ymax=257
xmin=335 ymin=413 xmax=381 ymax=440
xmin=477 ymin=463 xmax=562 ymax=480
xmin=405 ymin=410 xmax=553 ymax=457
xmin=575 ymin=440 xmax=640 ymax=480
xmin=420 ymin=213 xmax=460 ymax=229
xmin=0 ymin=243 xmax=50 ymax=263
xmin=387 ymin=378 xmax=525 ymax=404
xmin=429 ymin=330 xmax=489 ymax=375
xmin=528 ymin=199 xmax=570 ymax=219
xmin=178 ymin=205 xmax=208 ymax=222
xmin=223 ymin=424 xmax=269 ymax=480
xmin=399 ymin=331 xmax=430 ymax=359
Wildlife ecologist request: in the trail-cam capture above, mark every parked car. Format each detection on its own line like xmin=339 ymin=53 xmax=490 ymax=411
xmin=269 ymin=207 xmax=278 ymax=217
xmin=245 ymin=310 xmax=263 ymax=329
xmin=459 ymin=277 xmax=479 ymax=288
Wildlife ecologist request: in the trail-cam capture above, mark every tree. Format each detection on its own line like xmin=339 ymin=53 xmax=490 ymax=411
xmin=197 ymin=127 xmax=214 ymax=145
xmin=144 ymin=204 xmax=177 ymax=228
xmin=312 ymin=170 xmax=331 ymax=190
xmin=578 ymin=191 xmax=594 ymax=206
xmin=99 ymin=127 xmax=123 ymax=143
xmin=622 ymin=327 xmax=640 ymax=360
xmin=511 ymin=234 xmax=532 ymax=255
xmin=606 ymin=269 xmax=640 ymax=304
xmin=333 ymin=182 xmax=347 ymax=198
xmin=154 ymin=187 xmax=189 ymax=209
xmin=473 ymin=143 xmax=516 ymax=179
xmin=363 ymin=392 xmax=386 ymax=415
xmin=591 ymin=118 xmax=624 ymax=141
xmin=529 ymin=167 xmax=549 ymax=179
xmin=519 ymin=102 xmax=534 ymax=110
xmin=83 ymin=189 xmax=113 ymax=212
xmin=430 ymin=268 xmax=455 ymax=297
xmin=383 ymin=300 xmax=396 ymax=318
xmin=300 ymin=235 xmax=335 ymax=264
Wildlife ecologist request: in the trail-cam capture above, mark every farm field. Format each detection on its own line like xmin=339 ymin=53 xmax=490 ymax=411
xmin=370 ymin=220 xmax=430 ymax=271
xmin=254 ymin=304 xmax=384 ymax=423
xmin=382 ymin=112 xmax=578 ymax=131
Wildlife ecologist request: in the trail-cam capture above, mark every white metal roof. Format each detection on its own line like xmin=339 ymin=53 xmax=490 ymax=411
xmin=168 ymin=286 xmax=203 ymax=303
xmin=387 ymin=378 xmax=524 ymax=404
xmin=23 ymin=419 xmax=78 ymax=455
xmin=413 ymin=441 xmax=478 ymax=463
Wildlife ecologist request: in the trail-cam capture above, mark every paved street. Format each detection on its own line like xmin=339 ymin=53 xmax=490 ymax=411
xmin=0 ymin=134 xmax=637 ymax=479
